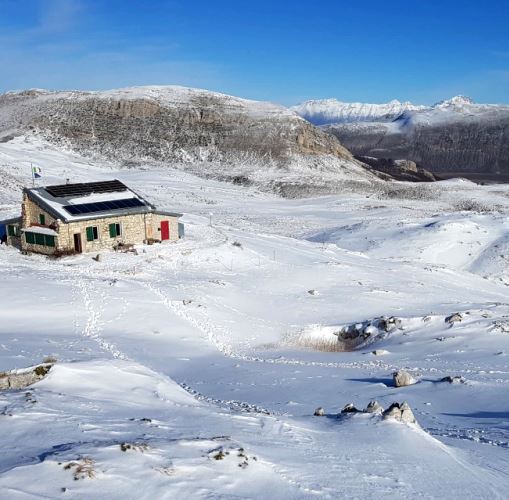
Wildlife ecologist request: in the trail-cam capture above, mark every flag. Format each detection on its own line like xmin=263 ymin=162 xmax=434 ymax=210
xmin=32 ymin=166 xmax=42 ymax=179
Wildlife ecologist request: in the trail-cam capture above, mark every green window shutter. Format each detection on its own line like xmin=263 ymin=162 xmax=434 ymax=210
xmin=45 ymin=235 xmax=55 ymax=247
xmin=7 ymin=225 xmax=15 ymax=237
xmin=26 ymin=232 xmax=35 ymax=244
xmin=109 ymin=223 xmax=116 ymax=238
xmin=39 ymin=214 xmax=45 ymax=225
xmin=35 ymin=233 xmax=45 ymax=245
xmin=86 ymin=227 xmax=94 ymax=242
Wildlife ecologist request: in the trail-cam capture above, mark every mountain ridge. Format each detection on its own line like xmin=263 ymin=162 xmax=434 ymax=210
xmin=0 ymin=85 xmax=380 ymax=197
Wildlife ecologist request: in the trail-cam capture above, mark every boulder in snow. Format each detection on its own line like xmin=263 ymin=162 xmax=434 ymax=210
xmin=393 ymin=370 xmax=418 ymax=387
xmin=341 ymin=403 xmax=361 ymax=414
xmin=364 ymin=400 xmax=384 ymax=414
xmin=0 ymin=362 xmax=54 ymax=390
xmin=377 ymin=316 xmax=402 ymax=332
xmin=439 ymin=375 xmax=465 ymax=384
xmin=372 ymin=349 xmax=389 ymax=356
xmin=314 ymin=407 xmax=325 ymax=416
xmin=445 ymin=313 xmax=463 ymax=325
xmin=383 ymin=402 xmax=417 ymax=424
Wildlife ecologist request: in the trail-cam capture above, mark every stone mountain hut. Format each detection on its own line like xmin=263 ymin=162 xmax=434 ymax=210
xmin=0 ymin=180 xmax=183 ymax=255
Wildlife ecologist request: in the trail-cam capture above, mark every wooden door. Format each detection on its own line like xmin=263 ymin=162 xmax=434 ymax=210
xmin=160 ymin=221 xmax=169 ymax=241
xmin=73 ymin=233 xmax=83 ymax=253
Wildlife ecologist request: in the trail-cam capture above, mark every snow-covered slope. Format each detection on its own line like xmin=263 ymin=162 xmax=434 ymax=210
xmin=291 ymin=98 xmax=426 ymax=125
xmin=0 ymin=86 xmax=378 ymax=196
xmin=1 ymin=137 xmax=509 ymax=497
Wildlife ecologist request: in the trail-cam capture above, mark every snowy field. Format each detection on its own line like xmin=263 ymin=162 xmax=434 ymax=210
xmin=1 ymin=137 xmax=509 ymax=498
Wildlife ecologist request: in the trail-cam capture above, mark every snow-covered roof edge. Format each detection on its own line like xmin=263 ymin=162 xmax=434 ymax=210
xmin=23 ymin=185 xmax=182 ymax=223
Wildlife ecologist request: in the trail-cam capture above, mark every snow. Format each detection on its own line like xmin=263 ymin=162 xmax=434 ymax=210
xmin=2 ymin=85 xmax=298 ymax=121
xmin=22 ymin=226 xmax=58 ymax=236
xmin=66 ymin=190 xmax=135 ymax=204
xmin=291 ymin=98 xmax=426 ymax=125
xmin=1 ymin=136 xmax=509 ymax=497
xmin=293 ymin=95 xmax=509 ymax=127
xmin=26 ymin=183 xmax=152 ymax=223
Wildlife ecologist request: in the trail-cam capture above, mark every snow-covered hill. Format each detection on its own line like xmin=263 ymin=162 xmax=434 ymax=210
xmin=0 ymin=86 xmax=379 ymax=196
xmin=1 ymin=137 xmax=509 ymax=497
xmin=291 ymin=98 xmax=426 ymax=125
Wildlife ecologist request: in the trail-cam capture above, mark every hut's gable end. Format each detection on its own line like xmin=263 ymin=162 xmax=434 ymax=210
xmin=22 ymin=193 xmax=58 ymax=228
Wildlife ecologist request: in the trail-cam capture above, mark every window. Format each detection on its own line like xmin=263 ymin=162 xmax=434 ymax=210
xmin=39 ymin=214 xmax=46 ymax=225
xmin=86 ymin=226 xmax=99 ymax=242
xmin=7 ymin=225 xmax=19 ymax=237
xmin=109 ymin=222 xmax=122 ymax=238
xmin=24 ymin=232 xmax=55 ymax=247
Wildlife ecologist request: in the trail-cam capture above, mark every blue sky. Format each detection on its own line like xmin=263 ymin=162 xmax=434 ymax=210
xmin=1 ymin=0 xmax=508 ymax=105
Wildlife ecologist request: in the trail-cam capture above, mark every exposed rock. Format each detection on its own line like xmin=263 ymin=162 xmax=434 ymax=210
xmin=341 ymin=403 xmax=361 ymax=414
xmin=0 ymin=363 xmax=54 ymax=390
xmin=356 ymin=156 xmax=439 ymax=182
xmin=314 ymin=407 xmax=325 ymax=416
xmin=399 ymin=402 xmax=417 ymax=424
xmin=445 ymin=313 xmax=463 ymax=325
xmin=382 ymin=402 xmax=417 ymax=424
xmin=376 ymin=316 xmax=402 ymax=333
xmin=364 ymin=400 xmax=384 ymax=414
xmin=307 ymin=289 xmax=319 ymax=296
xmin=372 ymin=349 xmax=389 ymax=356
xmin=393 ymin=370 xmax=418 ymax=388
xmin=439 ymin=375 xmax=465 ymax=384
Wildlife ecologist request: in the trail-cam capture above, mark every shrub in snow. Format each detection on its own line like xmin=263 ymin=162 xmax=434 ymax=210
xmin=393 ymin=370 xmax=418 ymax=387
xmin=453 ymin=199 xmax=496 ymax=213
xmin=63 ymin=457 xmax=96 ymax=480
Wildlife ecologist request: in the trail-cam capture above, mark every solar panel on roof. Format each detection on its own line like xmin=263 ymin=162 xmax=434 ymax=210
xmin=45 ymin=180 xmax=128 ymax=199
xmin=63 ymin=198 xmax=146 ymax=216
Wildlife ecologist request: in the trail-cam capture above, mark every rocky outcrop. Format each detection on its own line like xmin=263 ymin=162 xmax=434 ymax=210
xmin=356 ymin=156 xmax=439 ymax=182
xmin=324 ymin=100 xmax=509 ymax=178
xmin=0 ymin=362 xmax=53 ymax=390
xmin=0 ymin=86 xmax=377 ymax=195
xmin=383 ymin=402 xmax=417 ymax=424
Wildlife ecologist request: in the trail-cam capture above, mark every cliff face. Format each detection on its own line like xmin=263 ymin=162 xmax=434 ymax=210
xmin=322 ymin=99 xmax=509 ymax=177
xmin=0 ymin=87 xmax=375 ymax=195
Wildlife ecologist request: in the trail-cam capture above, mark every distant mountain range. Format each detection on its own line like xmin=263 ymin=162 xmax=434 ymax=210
xmin=292 ymin=96 xmax=509 ymax=177
xmin=290 ymin=99 xmax=426 ymax=125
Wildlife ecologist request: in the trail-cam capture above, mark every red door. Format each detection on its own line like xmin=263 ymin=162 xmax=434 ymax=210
xmin=160 ymin=221 xmax=169 ymax=241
